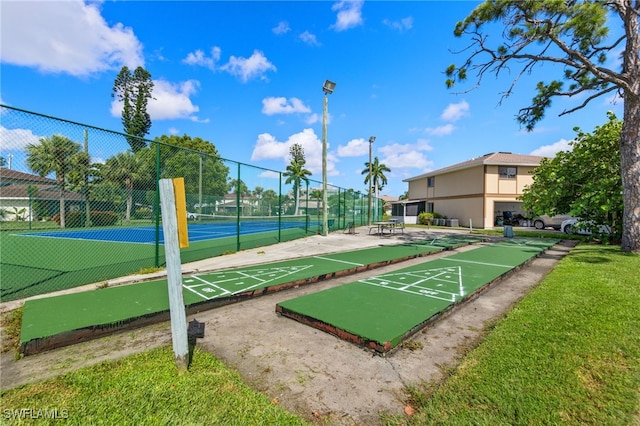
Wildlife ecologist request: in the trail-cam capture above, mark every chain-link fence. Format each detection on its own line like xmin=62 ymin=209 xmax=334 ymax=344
xmin=0 ymin=104 xmax=382 ymax=302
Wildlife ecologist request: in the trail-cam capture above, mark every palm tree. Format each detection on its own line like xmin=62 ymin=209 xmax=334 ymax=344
xmin=102 ymin=151 xmax=142 ymax=223
xmin=283 ymin=161 xmax=312 ymax=216
xmin=262 ymin=189 xmax=278 ymax=216
xmin=362 ymin=156 xmax=391 ymax=219
xmin=228 ymin=179 xmax=249 ymax=196
xmin=252 ymin=186 xmax=264 ymax=215
xmin=283 ymin=143 xmax=312 ymax=216
xmin=26 ymin=134 xmax=82 ymax=228
xmin=309 ymin=189 xmax=323 ymax=217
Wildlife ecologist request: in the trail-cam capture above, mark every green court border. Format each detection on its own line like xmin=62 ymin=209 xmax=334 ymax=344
xmin=276 ymin=238 xmax=558 ymax=354
xmin=19 ymin=235 xmax=482 ymax=355
xmin=0 ymin=227 xmax=310 ymax=302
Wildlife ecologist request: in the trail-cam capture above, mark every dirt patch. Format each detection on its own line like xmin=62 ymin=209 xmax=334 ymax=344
xmin=0 ymin=232 xmax=575 ymax=425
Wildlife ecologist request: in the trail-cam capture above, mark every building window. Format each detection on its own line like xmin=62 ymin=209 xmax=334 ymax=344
xmin=405 ymin=202 xmax=425 ymax=216
xmin=499 ymin=166 xmax=517 ymax=179
xmin=427 ymin=202 xmax=434 ymax=213
xmin=427 ymin=176 xmax=435 ymax=187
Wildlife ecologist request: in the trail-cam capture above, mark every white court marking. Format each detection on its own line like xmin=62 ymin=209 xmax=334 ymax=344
xmin=440 ymin=257 xmax=513 ymax=269
xmin=182 ymin=265 xmax=314 ymax=300
xmin=312 ymin=256 xmax=364 ymax=267
xmin=358 ymin=266 xmax=464 ymax=303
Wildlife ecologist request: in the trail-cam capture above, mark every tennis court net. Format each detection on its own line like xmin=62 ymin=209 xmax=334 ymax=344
xmin=187 ymin=214 xmax=315 ymax=230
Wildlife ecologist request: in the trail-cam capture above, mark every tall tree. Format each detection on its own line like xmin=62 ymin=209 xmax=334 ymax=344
xmin=112 ymin=66 xmax=154 ymax=152
xmin=362 ymin=156 xmax=391 ymax=196
xmin=262 ymin=189 xmax=278 ymax=216
xmin=283 ymin=143 xmax=312 ymax=216
xmin=152 ymin=134 xmax=230 ymax=197
xmin=102 ymin=151 xmax=142 ymax=223
xmin=521 ymin=112 xmax=623 ymax=238
xmin=26 ymin=134 xmax=82 ymax=228
xmin=228 ymin=179 xmax=249 ymax=196
xmin=445 ymin=0 xmax=640 ymax=253
xmin=252 ymin=186 xmax=264 ymax=214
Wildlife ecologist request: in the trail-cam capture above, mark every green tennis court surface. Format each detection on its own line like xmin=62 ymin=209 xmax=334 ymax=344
xmin=276 ymin=238 xmax=558 ymax=354
xmin=20 ymin=235 xmax=481 ymax=355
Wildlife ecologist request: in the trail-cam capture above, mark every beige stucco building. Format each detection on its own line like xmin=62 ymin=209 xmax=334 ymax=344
xmin=394 ymin=152 xmax=545 ymax=229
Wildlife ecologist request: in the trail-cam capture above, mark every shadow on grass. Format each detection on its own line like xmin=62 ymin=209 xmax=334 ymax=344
xmin=567 ymin=243 xmax=634 ymax=264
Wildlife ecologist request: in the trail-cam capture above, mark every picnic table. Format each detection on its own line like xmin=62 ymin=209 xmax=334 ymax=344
xmin=369 ymin=220 xmax=403 ymax=235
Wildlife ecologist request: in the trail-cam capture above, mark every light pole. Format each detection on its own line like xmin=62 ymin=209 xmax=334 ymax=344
xmin=368 ymin=136 xmax=375 ymax=225
xmin=322 ymin=80 xmax=336 ymax=236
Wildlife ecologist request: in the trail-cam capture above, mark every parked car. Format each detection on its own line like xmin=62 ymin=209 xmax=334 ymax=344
xmin=187 ymin=212 xmax=198 ymax=220
xmin=561 ymin=218 xmax=612 ymax=235
xmin=532 ymin=214 xmax=574 ymax=230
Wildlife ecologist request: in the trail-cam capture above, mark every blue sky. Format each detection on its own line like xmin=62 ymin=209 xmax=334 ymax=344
xmin=1 ymin=1 xmax=623 ymax=197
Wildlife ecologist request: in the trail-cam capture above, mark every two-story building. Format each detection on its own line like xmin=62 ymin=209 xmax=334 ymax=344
xmin=394 ymin=152 xmax=545 ymax=229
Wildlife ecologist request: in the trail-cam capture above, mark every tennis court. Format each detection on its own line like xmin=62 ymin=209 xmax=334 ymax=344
xmin=18 ymin=215 xmax=316 ymax=244
xmin=20 ymin=235 xmax=482 ymax=355
xmin=1 ymin=216 xmax=316 ymax=302
xmin=276 ymin=238 xmax=558 ymax=353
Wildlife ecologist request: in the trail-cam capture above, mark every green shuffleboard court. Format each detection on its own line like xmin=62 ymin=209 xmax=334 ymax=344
xmin=276 ymin=238 xmax=558 ymax=354
xmin=19 ymin=235 xmax=482 ymax=355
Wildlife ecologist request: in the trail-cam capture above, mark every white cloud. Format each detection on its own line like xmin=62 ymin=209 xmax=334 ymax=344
xmin=220 ymin=50 xmax=277 ymax=82
xmin=425 ymin=124 xmax=455 ymax=136
xmin=605 ymin=92 xmax=623 ymax=107
xmin=304 ymin=113 xmax=321 ymax=125
xmin=300 ymin=31 xmax=320 ymax=46
xmin=182 ymin=47 xmax=221 ymax=70
xmin=258 ymin=170 xmax=281 ymax=180
xmin=379 ymin=139 xmax=434 ymax=169
xmin=183 ymin=47 xmax=276 ymax=82
xmin=440 ymin=100 xmax=470 ymax=122
xmin=250 ymin=128 xmax=339 ymax=176
xmin=382 ymin=16 xmax=413 ymax=32
xmin=382 ymin=151 xmax=434 ymax=170
xmin=110 ymin=79 xmax=205 ymax=122
xmin=331 ymin=1 xmax=364 ymax=31
xmin=0 ymin=126 xmax=41 ymax=150
xmin=261 ymin=97 xmax=311 ymax=115
xmin=529 ymin=139 xmax=572 ymax=157
xmin=1 ymin=0 xmax=144 ymax=76
xmin=272 ymin=21 xmax=290 ymax=35
xmin=337 ymin=138 xmax=368 ymax=157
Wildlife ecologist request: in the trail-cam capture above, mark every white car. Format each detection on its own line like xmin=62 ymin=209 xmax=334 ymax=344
xmin=533 ymin=214 xmax=574 ymax=230
xmin=561 ymin=218 xmax=611 ymax=235
xmin=186 ymin=212 xmax=199 ymax=220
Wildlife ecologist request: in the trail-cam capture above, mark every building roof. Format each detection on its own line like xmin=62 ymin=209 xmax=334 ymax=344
xmin=0 ymin=169 xmax=83 ymax=200
xmin=403 ymin=152 xmax=546 ymax=182
xmin=0 ymin=183 xmax=84 ymax=201
xmin=379 ymin=195 xmax=399 ymax=203
xmin=0 ymin=168 xmax=56 ymax=185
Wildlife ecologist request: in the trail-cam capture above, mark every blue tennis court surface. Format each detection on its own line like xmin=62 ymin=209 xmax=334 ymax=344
xmin=18 ymin=220 xmax=317 ymax=244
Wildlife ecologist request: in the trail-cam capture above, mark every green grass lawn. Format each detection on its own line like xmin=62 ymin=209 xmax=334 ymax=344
xmin=0 ymin=346 xmax=307 ymax=425
xmin=383 ymin=243 xmax=640 ymax=425
xmin=1 ymin=244 xmax=638 ymax=425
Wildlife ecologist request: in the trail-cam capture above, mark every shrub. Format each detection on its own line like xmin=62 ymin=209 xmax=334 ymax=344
xmin=91 ymin=211 xmax=119 ymax=226
xmin=51 ymin=211 xmax=84 ymax=227
xmin=133 ymin=207 xmax=152 ymax=220
xmin=418 ymin=212 xmax=434 ymax=225
xmin=51 ymin=211 xmax=119 ymax=227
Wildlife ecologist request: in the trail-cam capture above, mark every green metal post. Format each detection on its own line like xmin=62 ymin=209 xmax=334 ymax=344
xmin=155 ymin=142 xmax=161 ymax=267
xmin=278 ymin=172 xmax=282 ymax=241
xmin=236 ymin=162 xmax=241 ymax=252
